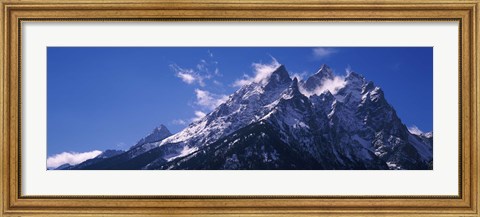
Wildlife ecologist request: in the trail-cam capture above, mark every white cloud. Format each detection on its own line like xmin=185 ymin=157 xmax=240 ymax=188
xmin=317 ymin=76 xmax=347 ymax=95
xmin=47 ymin=150 xmax=102 ymax=169
xmin=232 ymin=75 xmax=252 ymax=87
xmin=299 ymin=76 xmax=347 ymax=97
xmin=194 ymin=89 xmax=229 ymax=110
xmin=192 ymin=110 xmax=206 ymax=122
xmin=171 ymin=64 xmax=206 ymax=87
xmin=190 ymin=89 xmax=228 ymax=123
xmin=171 ymin=51 xmax=222 ymax=87
xmin=345 ymin=64 xmax=352 ymax=74
xmin=291 ymin=71 xmax=308 ymax=81
xmin=408 ymin=125 xmax=424 ymax=135
xmin=312 ymin=47 xmax=338 ymax=59
xmin=196 ymin=64 xmax=205 ymax=71
xmin=214 ymin=68 xmax=220 ymax=76
xmin=233 ymin=56 xmax=281 ymax=87
xmin=177 ymin=72 xmax=196 ymax=84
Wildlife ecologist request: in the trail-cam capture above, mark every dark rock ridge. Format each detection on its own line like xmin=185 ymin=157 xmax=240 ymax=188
xmin=68 ymin=64 xmax=432 ymax=170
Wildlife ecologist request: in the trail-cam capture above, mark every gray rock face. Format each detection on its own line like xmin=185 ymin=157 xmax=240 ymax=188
xmin=68 ymin=64 xmax=432 ymax=170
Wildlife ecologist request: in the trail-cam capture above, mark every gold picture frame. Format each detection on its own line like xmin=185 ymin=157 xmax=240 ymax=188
xmin=1 ymin=0 xmax=478 ymax=216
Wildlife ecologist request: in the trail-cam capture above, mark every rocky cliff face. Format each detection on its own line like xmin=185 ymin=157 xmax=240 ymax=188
xmin=68 ymin=64 xmax=432 ymax=170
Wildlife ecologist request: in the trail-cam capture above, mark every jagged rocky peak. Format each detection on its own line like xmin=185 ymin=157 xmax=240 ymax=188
xmin=304 ymin=64 xmax=334 ymax=91
xmin=341 ymin=71 xmax=366 ymax=96
xmin=345 ymin=71 xmax=365 ymax=84
xmin=132 ymin=124 xmax=172 ymax=148
xmin=311 ymin=90 xmax=335 ymax=104
xmin=332 ymin=70 xmax=367 ymax=104
xmin=291 ymin=77 xmax=299 ymax=88
xmin=362 ymin=81 xmax=376 ymax=94
xmin=309 ymin=90 xmax=335 ymax=118
xmin=154 ymin=124 xmax=170 ymax=133
xmin=315 ymin=64 xmax=334 ymax=79
xmin=369 ymin=86 xmax=385 ymax=101
xmin=263 ymin=65 xmax=292 ymax=90
xmin=282 ymin=77 xmax=303 ymax=99
xmin=66 ymin=63 xmax=433 ymax=170
xmin=149 ymin=124 xmax=172 ymax=139
xmin=271 ymin=64 xmax=291 ymax=81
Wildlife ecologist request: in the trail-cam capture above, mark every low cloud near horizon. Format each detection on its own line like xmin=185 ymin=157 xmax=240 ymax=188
xmin=47 ymin=150 xmax=102 ymax=169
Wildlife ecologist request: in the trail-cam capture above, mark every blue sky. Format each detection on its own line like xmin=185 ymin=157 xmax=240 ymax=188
xmin=47 ymin=47 xmax=433 ymax=159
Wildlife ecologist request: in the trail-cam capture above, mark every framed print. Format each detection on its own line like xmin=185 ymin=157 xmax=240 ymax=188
xmin=1 ymin=0 xmax=478 ymax=216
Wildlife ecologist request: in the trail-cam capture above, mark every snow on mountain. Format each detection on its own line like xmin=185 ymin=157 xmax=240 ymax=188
xmin=303 ymin=64 xmax=334 ymax=91
xmin=69 ymin=64 xmax=433 ymax=170
xmin=96 ymin=149 xmax=125 ymax=159
xmin=153 ymin=65 xmax=293 ymax=155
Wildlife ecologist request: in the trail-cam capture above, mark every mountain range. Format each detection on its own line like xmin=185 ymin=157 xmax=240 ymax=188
xmin=59 ymin=64 xmax=433 ymax=170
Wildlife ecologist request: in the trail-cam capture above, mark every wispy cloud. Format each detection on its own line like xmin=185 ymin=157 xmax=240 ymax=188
xmin=291 ymin=71 xmax=309 ymax=81
xmin=299 ymin=75 xmax=347 ymax=96
xmin=171 ymin=51 xmax=221 ymax=87
xmin=312 ymin=47 xmax=338 ymax=59
xmin=345 ymin=64 xmax=352 ymax=74
xmin=192 ymin=110 xmax=207 ymax=122
xmin=408 ymin=125 xmax=424 ymax=135
xmin=194 ymin=89 xmax=229 ymax=111
xmin=171 ymin=64 xmax=206 ymax=87
xmin=314 ymin=76 xmax=346 ymax=95
xmin=170 ymin=51 xmax=231 ymax=125
xmin=190 ymin=88 xmax=229 ymax=123
xmin=47 ymin=150 xmax=102 ymax=169
xmin=233 ymin=56 xmax=281 ymax=87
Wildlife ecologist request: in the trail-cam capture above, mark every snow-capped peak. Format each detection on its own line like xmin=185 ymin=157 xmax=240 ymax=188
xmin=272 ymin=65 xmax=290 ymax=80
xmin=291 ymin=77 xmax=299 ymax=89
xmin=315 ymin=64 xmax=334 ymax=79
xmin=73 ymin=63 xmax=433 ymax=170
xmin=408 ymin=125 xmax=432 ymax=138
xmin=346 ymin=71 xmax=365 ymax=81
xmin=280 ymin=77 xmax=304 ymax=100
xmin=423 ymin=132 xmax=433 ymax=138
